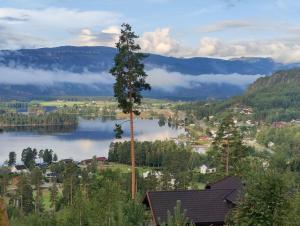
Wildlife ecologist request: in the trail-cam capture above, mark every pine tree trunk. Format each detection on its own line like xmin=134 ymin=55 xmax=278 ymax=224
xmin=130 ymin=110 xmax=136 ymax=199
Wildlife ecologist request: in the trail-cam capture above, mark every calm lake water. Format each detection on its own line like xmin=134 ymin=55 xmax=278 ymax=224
xmin=0 ymin=119 xmax=184 ymax=164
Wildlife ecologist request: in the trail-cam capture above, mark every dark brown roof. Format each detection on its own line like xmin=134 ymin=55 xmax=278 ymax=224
xmin=205 ymin=176 xmax=243 ymax=190
xmin=143 ymin=176 xmax=243 ymax=225
xmin=81 ymin=157 xmax=107 ymax=164
xmin=144 ymin=189 xmax=235 ymax=225
xmin=14 ymin=165 xmax=27 ymax=170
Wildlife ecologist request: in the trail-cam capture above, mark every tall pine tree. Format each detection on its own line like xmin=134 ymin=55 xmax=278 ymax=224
xmin=110 ymin=23 xmax=151 ymax=199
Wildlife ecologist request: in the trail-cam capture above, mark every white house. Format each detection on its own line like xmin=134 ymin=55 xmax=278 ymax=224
xmin=200 ymin=165 xmax=208 ymax=174
xmin=10 ymin=165 xmax=29 ymax=174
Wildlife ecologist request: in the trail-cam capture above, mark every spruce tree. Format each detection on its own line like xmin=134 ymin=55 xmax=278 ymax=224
xmin=8 ymin=151 xmax=16 ymax=166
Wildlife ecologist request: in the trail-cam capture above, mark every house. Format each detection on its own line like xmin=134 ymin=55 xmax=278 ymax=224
xmin=143 ymin=171 xmax=162 ymax=179
xmin=10 ymin=165 xmax=29 ymax=174
xmin=80 ymin=157 xmax=107 ymax=168
xmin=59 ymin=159 xmax=74 ymax=164
xmin=143 ymin=176 xmax=243 ymax=226
xmin=272 ymin=121 xmax=286 ymax=129
xmin=200 ymin=165 xmax=208 ymax=174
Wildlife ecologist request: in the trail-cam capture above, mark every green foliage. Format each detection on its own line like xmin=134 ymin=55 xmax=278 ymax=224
xmin=114 ymin=123 xmax=124 ymax=139
xmin=256 ymin=125 xmax=300 ymax=173
xmin=228 ymin=170 xmax=289 ymax=226
xmin=176 ymin=68 xmax=300 ymax=123
xmin=42 ymin=149 xmax=54 ymax=164
xmin=8 ymin=151 xmax=16 ymax=166
xmin=160 ymin=200 xmax=194 ymax=226
xmin=0 ymin=112 xmax=78 ymax=127
xmin=110 ymin=23 xmax=150 ymax=115
xmin=62 ymin=162 xmax=80 ymax=206
xmin=285 ymin=192 xmax=300 ymax=224
xmin=31 ymin=168 xmax=43 ymax=213
xmin=16 ymin=175 xmax=34 ymax=214
xmin=49 ymin=182 xmax=58 ymax=210
xmin=109 ymin=140 xmax=204 ymax=169
xmin=21 ymin=148 xmax=37 ymax=169
xmin=207 ymin=114 xmax=251 ymax=176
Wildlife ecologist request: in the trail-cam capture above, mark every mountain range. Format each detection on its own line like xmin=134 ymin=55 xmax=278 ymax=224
xmin=0 ymin=46 xmax=299 ymax=100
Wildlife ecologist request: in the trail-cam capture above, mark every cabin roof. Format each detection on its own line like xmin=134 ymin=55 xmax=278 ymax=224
xmin=81 ymin=157 xmax=107 ymax=164
xmin=143 ymin=176 xmax=243 ymax=225
xmin=14 ymin=165 xmax=27 ymax=170
xmin=205 ymin=176 xmax=242 ymax=190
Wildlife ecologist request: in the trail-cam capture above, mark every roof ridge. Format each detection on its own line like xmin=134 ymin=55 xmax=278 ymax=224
xmin=207 ymin=175 xmax=239 ymax=186
xmin=147 ymin=188 xmax=237 ymax=194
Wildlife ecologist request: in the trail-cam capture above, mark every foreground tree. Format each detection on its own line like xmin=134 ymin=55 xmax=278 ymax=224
xmin=160 ymin=200 xmax=194 ymax=226
xmin=228 ymin=170 xmax=289 ymax=225
xmin=110 ymin=23 xmax=151 ymax=199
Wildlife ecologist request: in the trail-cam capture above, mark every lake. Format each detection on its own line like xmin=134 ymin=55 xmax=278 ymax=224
xmin=0 ymin=119 xmax=184 ymax=164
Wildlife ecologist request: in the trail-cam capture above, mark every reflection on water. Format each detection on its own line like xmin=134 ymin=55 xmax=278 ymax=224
xmin=0 ymin=119 xmax=184 ymax=163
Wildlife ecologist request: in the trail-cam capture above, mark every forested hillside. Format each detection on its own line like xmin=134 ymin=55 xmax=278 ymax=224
xmin=179 ymin=68 xmax=300 ymax=122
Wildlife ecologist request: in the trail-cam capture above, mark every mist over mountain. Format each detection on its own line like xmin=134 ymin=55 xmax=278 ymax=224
xmin=0 ymin=46 xmax=298 ymax=100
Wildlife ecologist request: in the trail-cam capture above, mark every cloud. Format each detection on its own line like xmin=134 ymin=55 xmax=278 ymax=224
xmin=0 ymin=7 xmax=121 ymax=49
xmin=73 ymin=26 xmax=120 ymax=47
xmin=195 ymin=37 xmax=300 ymax=63
xmin=0 ymin=16 xmax=29 ymax=22
xmin=0 ymin=66 xmax=261 ymax=92
xmin=200 ymin=20 xmax=252 ymax=33
xmin=139 ymin=28 xmax=183 ymax=56
xmin=147 ymin=68 xmax=263 ymax=91
xmin=0 ymin=67 xmax=114 ymax=85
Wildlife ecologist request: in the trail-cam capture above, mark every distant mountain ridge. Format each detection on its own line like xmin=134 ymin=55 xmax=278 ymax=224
xmin=0 ymin=46 xmax=299 ymax=100
xmin=0 ymin=46 xmax=285 ymax=75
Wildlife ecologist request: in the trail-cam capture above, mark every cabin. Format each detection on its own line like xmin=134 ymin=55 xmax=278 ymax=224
xmin=200 ymin=165 xmax=208 ymax=174
xmin=80 ymin=157 xmax=108 ymax=168
xmin=10 ymin=165 xmax=29 ymax=174
xmin=59 ymin=159 xmax=74 ymax=164
xmin=143 ymin=176 xmax=243 ymax=226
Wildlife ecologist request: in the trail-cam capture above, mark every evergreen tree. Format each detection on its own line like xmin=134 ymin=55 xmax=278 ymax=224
xmin=43 ymin=149 xmax=53 ymax=164
xmin=49 ymin=181 xmax=58 ymax=211
xmin=228 ymin=170 xmax=289 ymax=225
xmin=53 ymin=153 xmax=58 ymax=162
xmin=110 ymin=23 xmax=151 ymax=199
xmin=160 ymin=200 xmax=194 ymax=226
xmin=62 ymin=162 xmax=79 ymax=206
xmin=38 ymin=150 xmax=44 ymax=163
xmin=8 ymin=151 xmax=16 ymax=166
xmin=31 ymin=168 xmax=43 ymax=213
xmin=17 ymin=175 xmax=34 ymax=214
xmin=21 ymin=147 xmax=37 ymax=169
xmin=208 ymin=114 xmax=249 ymax=175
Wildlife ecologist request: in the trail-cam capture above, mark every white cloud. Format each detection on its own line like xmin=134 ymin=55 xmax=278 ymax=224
xmin=73 ymin=26 xmax=120 ymax=47
xmin=0 ymin=67 xmax=114 ymax=85
xmin=0 ymin=66 xmax=261 ymax=91
xmin=147 ymin=68 xmax=263 ymax=91
xmin=139 ymin=28 xmax=182 ymax=56
xmin=200 ymin=20 xmax=252 ymax=33
xmin=195 ymin=37 xmax=300 ymax=63
xmin=0 ymin=7 xmax=121 ymax=49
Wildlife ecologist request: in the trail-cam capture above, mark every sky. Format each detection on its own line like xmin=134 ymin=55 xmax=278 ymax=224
xmin=0 ymin=0 xmax=300 ymax=63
